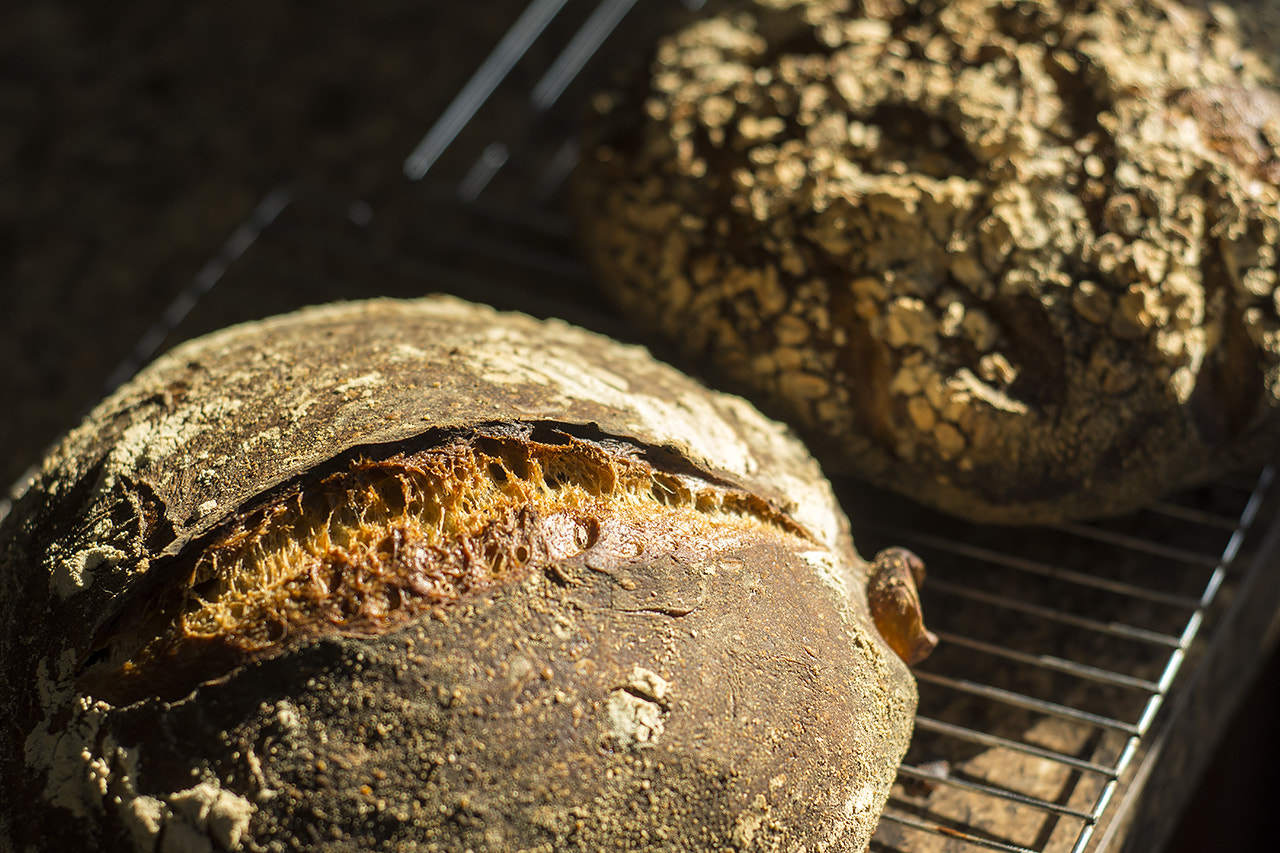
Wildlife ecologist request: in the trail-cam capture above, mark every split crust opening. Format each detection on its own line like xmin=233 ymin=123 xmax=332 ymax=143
xmin=82 ymin=425 xmax=807 ymax=704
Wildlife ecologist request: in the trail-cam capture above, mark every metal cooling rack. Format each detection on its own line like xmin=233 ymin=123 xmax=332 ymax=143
xmin=398 ymin=2 xmax=1280 ymax=851
xmin=4 ymin=2 xmax=1277 ymax=852
xmin=5 ymin=179 xmax=1275 ymax=852
xmin=847 ymin=474 xmax=1276 ymax=852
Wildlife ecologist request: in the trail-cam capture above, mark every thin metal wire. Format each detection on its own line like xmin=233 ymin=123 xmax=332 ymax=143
xmin=531 ymin=0 xmax=639 ymax=110
xmin=878 ymin=811 xmax=1043 ymax=853
xmin=911 ymin=717 xmax=1118 ymax=777
xmin=1145 ymin=500 xmax=1243 ymax=531
xmin=531 ymin=137 xmax=581 ymax=202
xmin=931 ymin=631 xmax=1160 ymax=692
xmin=403 ymin=0 xmax=569 ymax=180
xmin=914 ymin=671 xmax=1143 ymax=735
xmin=1042 ymin=520 xmax=1223 ymax=568
xmin=1218 ymin=466 xmax=1274 ymax=567
xmin=924 ymin=579 xmax=1185 ymax=648
xmin=885 ymin=528 xmax=1206 ymax=609
xmin=897 ymin=765 xmax=1096 ymax=821
xmin=457 ymin=142 xmax=511 ymax=201
xmin=101 ymin=185 xmax=294 ymax=395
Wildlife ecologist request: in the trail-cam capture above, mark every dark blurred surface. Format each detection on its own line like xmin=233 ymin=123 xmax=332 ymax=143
xmin=0 ymin=2 xmax=1276 ymax=850
xmin=1164 ymin=630 xmax=1280 ymax=852
xmin=0 ymin=1 xmax=514 ymax=489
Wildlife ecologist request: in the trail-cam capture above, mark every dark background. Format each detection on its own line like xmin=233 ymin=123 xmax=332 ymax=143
xmin=1 ymin=2 xmax=1276 ymax=850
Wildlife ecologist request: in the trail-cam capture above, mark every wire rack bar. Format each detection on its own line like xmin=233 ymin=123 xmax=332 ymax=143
xmin=417 ymin=190 xmax=578 ymax=240
xmin=101 ymin=185 xmax=294 ymax=396
xmin=877 ymin=811 xmax=1042 ymax=853
xmin=911 ymin=717 xmax=1118 ymax=777
xmin=914 ymin=672 xmax=1141 ymax=735
xmin=925 ymin=580 xmax=1185 ymax=648
xmin=458 ymin=142 xmax=511 ymax=201
xmin=531 ymin=137 xmax=582 ymax=202
xmin=1217 ymin=466 xmax=1275 ymax=566
xmin=404 ymin=0 xmax=569 ymax=180
xmin=531 ymin=0 xmax=639 ymax=110
xmin=1042 ymin=521 xmax=1224 ymax=568
xmin=1145 ymin=500 xmax=1246 ymax=530
xmin=897 ymin=765 xmax=1096 ymax=821
xmin=931 ymin=631 xmax=1161 ymax=692
xmin=886 ymin=529 xmax=1206 ymax=610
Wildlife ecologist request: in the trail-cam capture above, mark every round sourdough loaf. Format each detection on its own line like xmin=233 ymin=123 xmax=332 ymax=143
xmin=571 ymin=0 xmax=1280 ymax=522
xmin=0 ymin=297 xmax=922 ymax=852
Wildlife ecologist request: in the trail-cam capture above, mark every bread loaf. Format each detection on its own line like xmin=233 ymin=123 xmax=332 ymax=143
xmin=0 ymin=297 xmax=925 ymax=852
xmin=571 ymin=0 xmax=1280 ymax=522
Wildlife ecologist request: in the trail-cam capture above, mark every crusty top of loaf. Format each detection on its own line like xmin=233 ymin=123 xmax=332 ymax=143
xmin=26 ymin=297 xmax=846 ymax=572
xmin=0 ymin=296 xmax=916 ymax=853
xmin=571 ymin=0 xmax=1280 ymax=521
xmin=0 ymin=297 xmax=862 ymax=707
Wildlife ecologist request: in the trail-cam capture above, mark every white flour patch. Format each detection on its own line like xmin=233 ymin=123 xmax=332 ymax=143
xmin=800 ymin=550 xmax=849 ymax=600
xmin=51 ymin=546 xmax=126 ymax=598
xmin=334 ymin=372 xmax=384 ymax=395
xmin=25 ymin=696 xmax=113 ymax=820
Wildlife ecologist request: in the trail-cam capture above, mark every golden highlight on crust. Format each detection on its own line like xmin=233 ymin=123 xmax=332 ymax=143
xmin=89 ymin=430 xmax=803 ymax=702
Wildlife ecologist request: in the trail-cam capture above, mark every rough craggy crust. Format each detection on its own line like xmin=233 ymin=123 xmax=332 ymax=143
xmin=571 ymin=0 xmax=1280 ymax=523
xmin=0 ymin=297 xmax=917 ymax=852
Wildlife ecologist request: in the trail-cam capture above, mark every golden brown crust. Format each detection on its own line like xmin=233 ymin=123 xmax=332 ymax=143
xmin=571 ymin=0 xmax=1280 ymax=522
xmin=81 ymin=428 xmax=810 ymax=706
xmin=0 ymin=297 xmax=918 ymax=852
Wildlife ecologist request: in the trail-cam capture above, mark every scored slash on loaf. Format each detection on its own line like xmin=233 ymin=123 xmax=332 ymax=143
xmin=0 ymin=296 xmax=929 ymax=852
